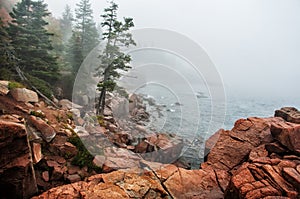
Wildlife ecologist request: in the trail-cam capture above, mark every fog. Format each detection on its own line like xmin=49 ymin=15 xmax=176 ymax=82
xmin=44 ymin=0 xmax=300 ymax=99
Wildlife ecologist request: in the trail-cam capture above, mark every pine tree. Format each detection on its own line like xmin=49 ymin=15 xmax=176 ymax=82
xmin=96 ymin=1 xmax=136 ymax=115
xmin=74 ymin=0 xmax=99 ymax=57
xmin=66 ymin=31 xmax=84 ymax=75
xmin=60 ymin=4 xmax=73 ymax=44
xmin=7 ymin=0 xmax=59 ymax=97
xmin=0 ymin=16 xmax=15 ymax=80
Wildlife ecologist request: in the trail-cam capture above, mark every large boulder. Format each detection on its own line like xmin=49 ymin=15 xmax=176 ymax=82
xmin=101 ymin=147 xmax=141 ymax=173
xmin=28 ymin=116 xmax=56 ymax=143
xmin=59 ymin=99 xmax=83 ymax=110
xmin=275 ymin=107 xmax=300 ymax=124
xmin=110 ymin=97 xmax=129 ymax=119
xmin=224 ymin=143 xmax=300 ymax=199
xmin=202 ymin=117 xmax=280 ymax=171
xmin=0 ymin=119 xmax=38 ymax=199
xmin=10 ymin=88 xmax=39 ymax=103
xmin=271 ymin=121 xmax=300 ymax=154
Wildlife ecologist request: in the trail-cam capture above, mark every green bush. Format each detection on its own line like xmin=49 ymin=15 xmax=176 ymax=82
xmin=8 ymin=81 xmax=25 ymax=90
xmin=68 ymin=134 xmax=101 ymax=173
xmin=30 ymin=110 xmax=46 ymax=119
xmin=97 ymin=115 xmax=105 ymax=127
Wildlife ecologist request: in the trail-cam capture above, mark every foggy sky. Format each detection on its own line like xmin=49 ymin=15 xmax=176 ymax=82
xmin=44 ymin=0 xmax=300 ymax=99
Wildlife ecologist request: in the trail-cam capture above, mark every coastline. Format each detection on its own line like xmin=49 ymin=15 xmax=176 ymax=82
xmin=0 ymin=83 xmax=299 ymax=198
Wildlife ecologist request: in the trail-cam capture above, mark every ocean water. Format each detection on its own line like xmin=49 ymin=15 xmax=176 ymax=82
xmin=79 ymin=46 xmax=298 ymax=168
xmin=133 ymin=84 xmax=299 ymax=168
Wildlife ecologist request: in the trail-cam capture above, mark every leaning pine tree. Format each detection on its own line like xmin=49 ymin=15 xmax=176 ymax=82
xmin=95 ymin=1 xmax=136 ymax=115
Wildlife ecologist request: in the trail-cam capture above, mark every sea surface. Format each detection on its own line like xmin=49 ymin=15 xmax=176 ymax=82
xmin=134 ymin=85 xmax=299 ymax=168
xmin=79 ymin=46 xmax=298 ymax=168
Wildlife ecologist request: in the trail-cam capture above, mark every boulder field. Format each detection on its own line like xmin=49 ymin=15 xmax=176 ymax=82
xmin=32 ymin=115 xmax=300 ymax=199
xmin=0 ymin=83 xmax=299 ymax=199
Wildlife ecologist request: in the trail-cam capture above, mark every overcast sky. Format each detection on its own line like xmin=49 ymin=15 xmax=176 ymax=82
xmin=44 ymin=0 xmax=300 ymax=99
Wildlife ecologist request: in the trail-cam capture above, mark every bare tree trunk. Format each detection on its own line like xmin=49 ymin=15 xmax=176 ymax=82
xmin=100 ymin=88 xmax=106 ymax=115
xmin=96 ymin=67 xmax=110 ymax=115
xmin=96 ymin=87 xmax=106 ymax=115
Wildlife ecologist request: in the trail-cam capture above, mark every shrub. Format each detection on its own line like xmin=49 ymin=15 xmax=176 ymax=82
xmin=30 ymin=110 xmax=46 ymax=119
xmin=8 ymin=81 xmax=25 ymax=90
xmin=68 ymin=134 xmax=101 ymax=172
xmin=97 ymin=115 xmax=105 ymax=127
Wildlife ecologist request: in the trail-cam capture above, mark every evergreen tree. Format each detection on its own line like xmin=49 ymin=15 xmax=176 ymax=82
xmin=45 ymin=15 xmax=64 ymax=62
xmin=96 ymin=1 xmax=136 ymax=115
xmin=7 ymin=0 xmax=59 ymax=97
xmin=0 ymin=17 xmax=15 ymax=80
xmin=60 ymin=4 xmax=73 ymax=44
xmin=74 ymin=0 xmax=99 ymax=57
xmin=66 ymin=31 xmax=84 ymax=75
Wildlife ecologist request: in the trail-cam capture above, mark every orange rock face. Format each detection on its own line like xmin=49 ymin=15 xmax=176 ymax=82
xmin=0 ymin=120 xmax=38 ymax=198
xmin=32 ymin=113 xmax=300 ymax=199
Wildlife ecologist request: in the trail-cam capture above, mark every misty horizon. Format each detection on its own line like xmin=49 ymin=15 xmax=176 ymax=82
xmin=41 ymin=0 xmax=300 ymax=100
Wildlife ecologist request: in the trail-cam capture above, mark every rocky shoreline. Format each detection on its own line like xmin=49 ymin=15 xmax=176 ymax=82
xmin=0 ymin=82 xmax=299 ymax=198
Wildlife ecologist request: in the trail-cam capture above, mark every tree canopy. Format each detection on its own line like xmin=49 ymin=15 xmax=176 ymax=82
xmin=74 ymin=0 xmax=99 ymax=57
xmin=7 ymin=0 xmax=59 ymax=97
xmin=96 ymin=1 xmax=136 ymax=115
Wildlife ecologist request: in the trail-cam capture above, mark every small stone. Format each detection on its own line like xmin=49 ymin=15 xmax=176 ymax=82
xmin=67 ymin=166 xmax=80 ymax=175
xmin=25 ymin=103 xmax=34 ymax=108
xmin=42 ymin=171 xmax=49 ymax=182
xmin=104 ymin=116 xmax=114 ymax=123
xmin=52 ymin=166 xmax=63 ymax=180
xmin=0 ymin=80 xmax=9 ymax=95
xmin=32 ymin=143 xmax=42 ymax=164
xmin=67 ymin=174 xmax=81 ymax=183
xmin=108 ymin=124 xmax=118 ymax=132
xmin=95 ymin=126 xmax=107 ymax=134
xmin=134 ymin=140 xmax=149 ymax=153
xmin=46 ymin=160 xmax=60 ymax=168
xmin=93 ymin=155 xmax=106 ymax=168
xmin=127 ymin=145 xmax=135 ymax=150
xmin=135 ymin=125 xmax=147 ymax=133
xmin=64 ymin=129 xmax=73 ymax=137
xmin=45 ymin=156 xmax=66 ymax=165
